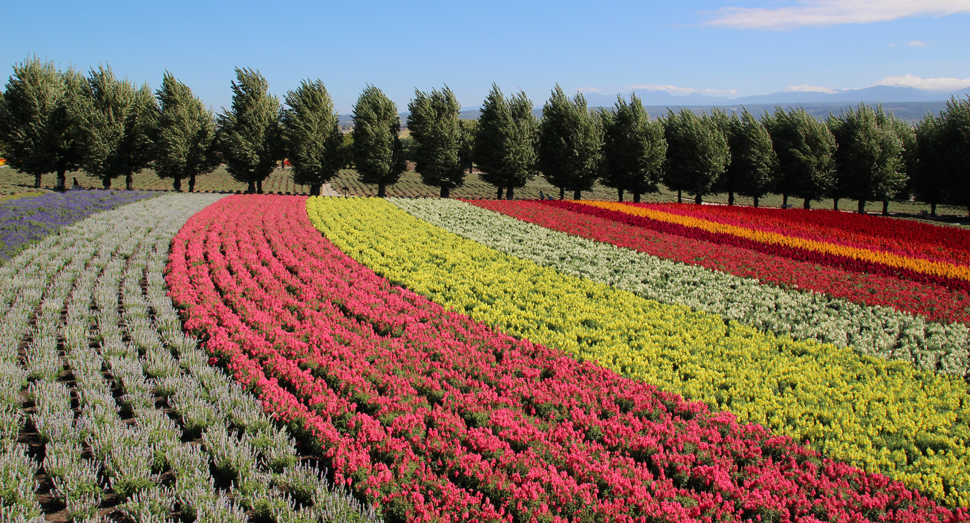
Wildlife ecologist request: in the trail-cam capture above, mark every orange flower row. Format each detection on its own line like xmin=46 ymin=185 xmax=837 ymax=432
xmin=581 ymin=201 xmax=970 ymax=283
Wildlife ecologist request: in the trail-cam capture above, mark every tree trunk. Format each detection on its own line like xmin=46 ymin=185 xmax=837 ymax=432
xmin=833 ymin=197 xmax=839 ymax=211
xmin=803 ymin=198 xmax=811 ymax=210
xmin=310 ymin=183 xmax=321 ymax=196
xmin=617 ymin=188 xmax=624 ymax=202
xmin=857 ymin=199 xmax=866 ymax=214
xmin=573 ymin=189 xmax=582 ymax=200
xmin=440 ymin=186 xmax=450 ymax=198
xmin=882 ymin=200 xmax=890 ymax=216
xmin=189 ymin=174 xmax=196 ymax=193
xmin=506 ymin=187 xmax=515 ymax=200
xmin=126 ymin=171 xmax=133 ymax=191
xmin=753 ymin=196 xmax=760 ymax=208
xmin=782 ymin=194 xmax=788 ymax=206
xmin=559 ymin=187 xmax=565 ymax=200
xmin=34 ymin=173 xmax=42 ymax=189
xmin=257 ymin=179 xmax=263 ymax=194
xmin=173 ymin=176 xmax=182 ymax=192
xmin=633 ymin=192 xmax=641 ymax=203
xmin=56 ymin=168 xmax=67 ymax=192
xmin=695 ymin=193 xmax=703 ymax=205
xmin=377 ymin=184 xmax=387 ymax=198
xmin=496 ymin=187 xmax=503 ymax=199
xmin=931 ymin=202 xmax=937 ymax=217
xmin=247 ymin=180 xmax=256 ymax=194
xmin=677 ymin=190 xmax=682 ymax=204
xmin=102 ymin=177 xmax=112 ymax=190
xmin=728 ymin=191 xmax=734 ymax=206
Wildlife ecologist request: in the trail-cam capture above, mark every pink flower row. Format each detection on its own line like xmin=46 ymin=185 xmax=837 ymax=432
xmin=468 ymin=200 xmax=970 ymax=325
xmin=165 ymin=195 xmax=967 ymax=522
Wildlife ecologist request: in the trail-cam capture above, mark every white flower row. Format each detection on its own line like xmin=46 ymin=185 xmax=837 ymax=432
xmin=0 ymin=194 xmax=381 ymax=522
xmin=390 ymin=198 xmax=969 ymax=377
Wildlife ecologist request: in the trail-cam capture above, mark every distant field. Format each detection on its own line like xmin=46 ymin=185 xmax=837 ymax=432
xmin=3 ymin=165 xmax=967 ymax=227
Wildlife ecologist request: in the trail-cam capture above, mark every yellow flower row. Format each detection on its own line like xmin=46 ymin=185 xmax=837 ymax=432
xmin=582 ymin=200 xmax=970 ymax=283
xmin=305 ymin=196 xmax=970 ymax=507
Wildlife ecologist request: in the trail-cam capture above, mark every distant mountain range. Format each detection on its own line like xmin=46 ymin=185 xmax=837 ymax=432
xmin=579 ymin=85 xmax=970 ymax=107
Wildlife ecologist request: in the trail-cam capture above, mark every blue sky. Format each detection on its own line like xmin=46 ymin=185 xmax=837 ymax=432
xmin=3 ymin=0 xmax=969 ymax=114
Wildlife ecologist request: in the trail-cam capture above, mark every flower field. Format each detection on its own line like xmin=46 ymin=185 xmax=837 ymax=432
xmin=0 ymin=189 xmax=159 ymax=262
xmin=552 ymin=201 xmax=970 ymax=292
xmin=4 ymin=191 xmax=970 ymax=521
xmin=0 ymin=194 xmax=379 ymax=522
xmin=469 ymin=200 xmax=970 ymax=328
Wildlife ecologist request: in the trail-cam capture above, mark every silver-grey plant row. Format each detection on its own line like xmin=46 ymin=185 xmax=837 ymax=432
xmin=0 ymin=194 xmax=382 ymax=522
xmin=390 ymin=198 xmax=969 ymax=377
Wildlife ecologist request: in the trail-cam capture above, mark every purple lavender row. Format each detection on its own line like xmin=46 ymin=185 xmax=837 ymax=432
xmin=0 ymin=190 xmax=159 ymax=263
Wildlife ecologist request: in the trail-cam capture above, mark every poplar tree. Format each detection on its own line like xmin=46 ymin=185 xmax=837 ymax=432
xmin=913 ymin=113 xmax=947 ymax=216
xmin=600 ymin=93 xmax=666 ymax=202
xmin=282 ymin=79 xmax=343 ymax=196
xmin=661 ymin=109 xmax=729 ymax=205
xmin=722 ymin=109 xmax=775 ymax=207
xmin=217 ymin=68 xmax=283 ymax=194
xmin=407 ymin=86 xmax=464 ymax=198
xmin=72 ymin=65 xmax=158 ymax=190
xmin=0 ymin=57 xmax=82 ymax=190
xmin=352 ymin=85 xmax=405 ymax=197
xmin=537 ymin=85 xmax=602 ymax=200
xmin=763 ymin=107 xmax=836 ymax=209
xmin=940 ymin=96 xmax=970 ymax=216
xmin=474 ymin=84 xmax=537 ymax=200
xmin=828 ymin=104 xmax=905 ymax=214
xmin=154 ymin=71 xmax=218 ymax=192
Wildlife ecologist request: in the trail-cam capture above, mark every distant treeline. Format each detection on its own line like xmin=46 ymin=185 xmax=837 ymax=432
xmin=1 ymin=58 xmax=968 ymax=215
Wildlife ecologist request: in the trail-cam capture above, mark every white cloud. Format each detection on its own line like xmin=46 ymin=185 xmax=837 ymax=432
xmin=629 ymin=83 xmax=699 ymax=94
xmin=576 ymin=87 xmax=600 ymax=93
xmin=875 ymin=74 xmax=970 ymax=91
xmin=702 ymin=0 xmax=970 ymax=30
xmin=890 ymin=40 xmax=930 ymax=47
xmin=786 ymin=84 xmax=841 ymax=93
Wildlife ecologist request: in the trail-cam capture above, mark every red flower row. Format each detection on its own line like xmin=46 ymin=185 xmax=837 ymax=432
xmin=166 ymin=195 xmax=966 ymax=522
xmin=468 ymin=200 xmax=970 ymax=325
xmin=541 ymin=200 xmax=970 ymax=293
xmin=627 ymin=202 xmax=970 ymax=266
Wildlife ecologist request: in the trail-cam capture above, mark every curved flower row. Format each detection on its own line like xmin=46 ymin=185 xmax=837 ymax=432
xmin=165 ymin=194 xmax=968 ymax=521
xmin=0 ymin=189 xmax=159 ymax=263
xmin=628 ymin=202 xmax=970 ymax=267
xmin=307 ymin=196 xmax=970 ymax=507
xmin=469 ymin=199 xmax=970 ymax=327
xmin=571 ymin=201 xmax=970 ymax=291
xmin=395 ymin=198 xmax=968 ymax=376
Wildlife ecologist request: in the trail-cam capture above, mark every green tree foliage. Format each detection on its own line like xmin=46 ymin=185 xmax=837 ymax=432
xmin=154 ymin=71 xmax=218 ymax=192
xmin=282 ymin=79 xmax=343 ymax=196
xmin=940 ymin=96 xmax=970 ymax=216
xmin=763 ymin=107 xmax=836 ymax=209
xmin=0 ymin=57 xmax=82 ymax=190
xmin=913 ymin=113 xmax=947 ymax=216
xmin=537 ymin=85 xmax=602 ymax=200
xmin=352 ymin=85 xmax=406 ymax=197
xmin=458 ymin=119 xmax=477 ymax=175
xmin=600 ymin=93 xmax=666 ymax=202
xmin=474 ymin=84 xmax=538 ymax=200
xmin=407 ymin=86 xmax=464 ymax=198
xmin=828 ymin=104 xmax=906 ymax=214
xmin=71 ymin=64 xmax=158 ymax=190
xmin=217 ymin=68 xmax=283 ymax=194
xmin=661 ymin=109 xmax=729 ymax=205
xmin=720 ymin=109 xmax=776 ymax=207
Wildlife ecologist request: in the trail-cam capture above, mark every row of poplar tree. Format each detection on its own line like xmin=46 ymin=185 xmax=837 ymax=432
xmin=1 ymin=58 xmax=968 ymax=214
